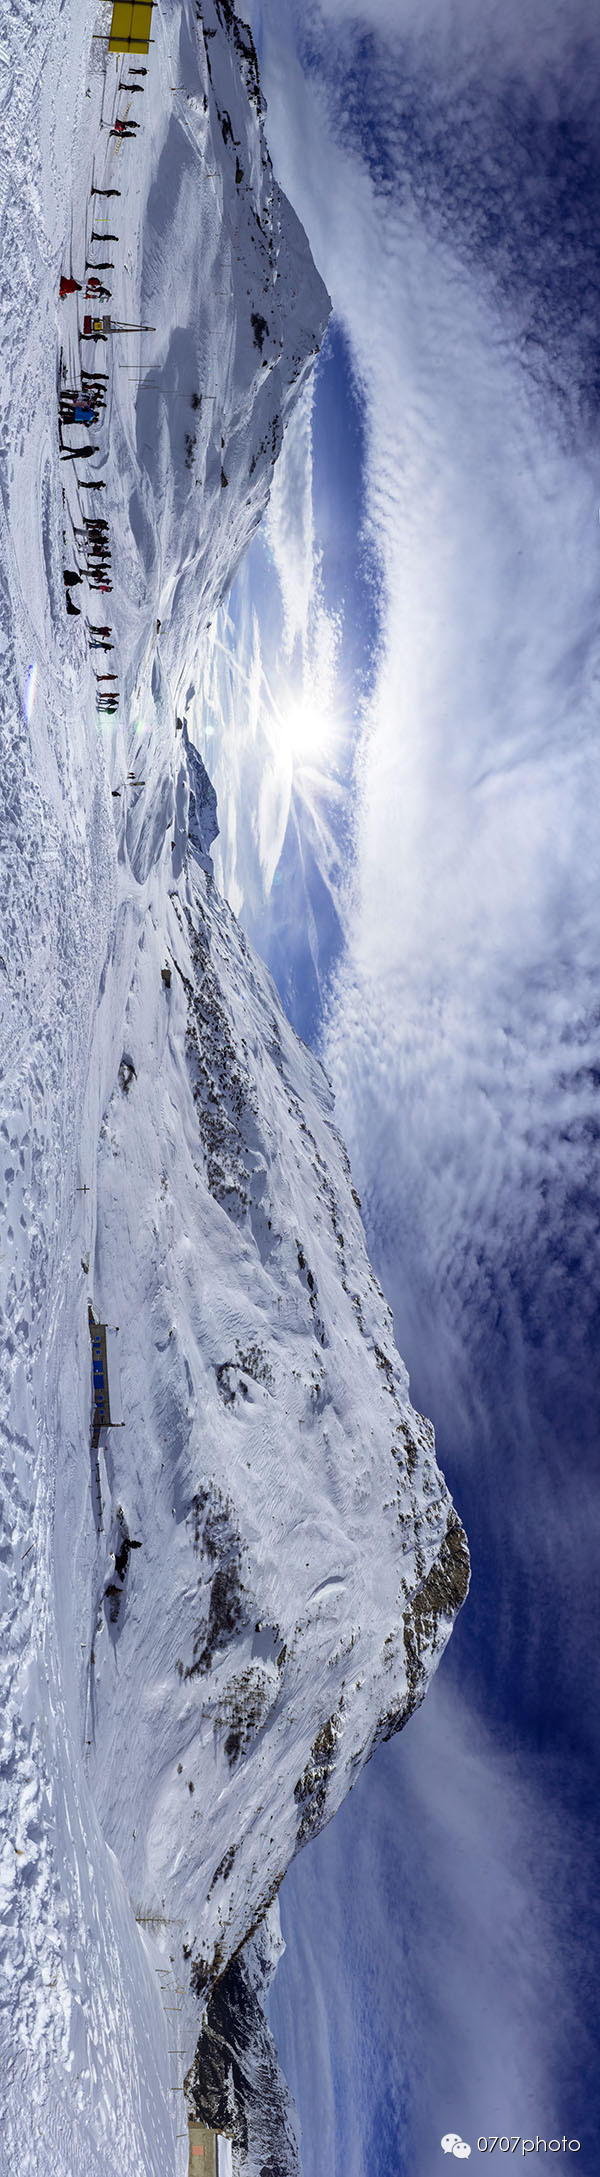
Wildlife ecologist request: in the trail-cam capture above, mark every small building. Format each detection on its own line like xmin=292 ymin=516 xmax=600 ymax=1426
xmin=187 ymin=2123 xmax=218 ymax=2177
xmin=88 ymin=1305 xmax=113 ymax=1443
xmin=108 ymin=0 xmax=154 ymax=54
xmin=82 ymin=314 xmax=112 ymax=341
xmin=87 ymin=1305 xmax=123 ymax=1452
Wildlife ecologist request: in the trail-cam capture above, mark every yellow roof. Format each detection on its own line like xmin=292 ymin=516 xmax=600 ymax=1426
xmin=108 ymin=0 xmax=153 ymax=54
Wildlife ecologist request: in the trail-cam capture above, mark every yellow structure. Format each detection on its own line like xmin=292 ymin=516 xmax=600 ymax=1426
xmin=188 ymin=2122 xmax=218 ymax=2177
xmin=108 ymin=0 xmax=154 ymax=54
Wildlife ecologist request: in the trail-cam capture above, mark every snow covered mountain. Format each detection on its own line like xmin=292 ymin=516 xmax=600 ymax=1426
xmin=0 ymin=3 xmax=468 ymax=2173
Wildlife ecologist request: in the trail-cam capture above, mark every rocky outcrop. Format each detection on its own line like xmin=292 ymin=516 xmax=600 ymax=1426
xmin=188 ymin=1907 xmax=300 ymax=2177
xmin=183 ymin=721 xmax=220 ymax=870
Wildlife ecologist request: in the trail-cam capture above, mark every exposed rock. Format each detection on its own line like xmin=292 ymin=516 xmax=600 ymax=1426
xmin=189 ymin=1905 xmax=300 ymax=2177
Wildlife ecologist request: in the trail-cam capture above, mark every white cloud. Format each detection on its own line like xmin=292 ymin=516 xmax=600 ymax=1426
xmin=271 ymin=1673 xmax=581 ymax=2173
xmin=264 ymin=378 xmax=315 ymax=664
xmin=238 ymin=3 xmax=600 ymax=2168
xmin=255 ymin=0 xmax=597 ymax=92
xmin=248 ymin=0 xmax=600 ymax=1421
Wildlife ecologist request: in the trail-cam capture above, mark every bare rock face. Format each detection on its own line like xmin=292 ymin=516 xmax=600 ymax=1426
xmin=189 ymin=1905 xmax=300 ymax=2177
xmin=182 ymin=721 xmax=220 ymax=869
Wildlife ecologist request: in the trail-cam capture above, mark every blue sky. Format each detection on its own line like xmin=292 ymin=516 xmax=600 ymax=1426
xmin=196 ymin=1 xmax=600 ymax=2168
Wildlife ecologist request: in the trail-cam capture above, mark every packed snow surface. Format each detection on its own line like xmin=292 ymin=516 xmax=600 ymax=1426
xmin=0 ymin=1 xmax=469 ymax=2172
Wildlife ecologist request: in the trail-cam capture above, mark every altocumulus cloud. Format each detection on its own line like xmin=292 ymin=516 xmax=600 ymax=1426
xmin=247 ymin=0 xmax=600 ymax=1573
xmin=269 ymin=1675 xmax=589 ymax=2174
xmin=246 ymin=0 xmax=600 ymax=2166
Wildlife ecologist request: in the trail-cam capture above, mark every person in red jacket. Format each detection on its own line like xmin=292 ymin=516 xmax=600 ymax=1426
xmin=59 ymin=275 xmax=82 ymax=298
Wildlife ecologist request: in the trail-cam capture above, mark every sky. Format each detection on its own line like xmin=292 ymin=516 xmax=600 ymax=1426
xmin=195 ymin=1 xmax=600 ymax=2167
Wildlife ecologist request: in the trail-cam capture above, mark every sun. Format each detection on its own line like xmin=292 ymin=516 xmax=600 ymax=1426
xmin=277 ymin=688 xmax=329 ymax=764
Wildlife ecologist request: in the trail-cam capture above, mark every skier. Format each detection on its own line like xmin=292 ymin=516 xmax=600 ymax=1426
xmin=63 ymin=569 xmax=82 ymax=586
xmin=60 ymin=399 xmax=96 ymax=426
xmin=90 ymin=232 xmax=119 ymax=244
xmin=59 ymin=275 xmax=82 ymax=298
xmin=81 ymin=380 xmax=107 ymax=405
xmin=90 ymin=185 xmax=121 ymax=198
xmin=61 ymin=444 xmax=99 ymax=461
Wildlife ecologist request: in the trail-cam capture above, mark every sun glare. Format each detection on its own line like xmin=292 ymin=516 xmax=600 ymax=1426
xmin=278 ymin=689 xmax=333 ymax=764
xmin=273 ymin=600 xmax=344 ymax=770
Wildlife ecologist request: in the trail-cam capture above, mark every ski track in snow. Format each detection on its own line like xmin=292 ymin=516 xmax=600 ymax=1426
xmin=0 ymin=8 xmax=215 ymax=2170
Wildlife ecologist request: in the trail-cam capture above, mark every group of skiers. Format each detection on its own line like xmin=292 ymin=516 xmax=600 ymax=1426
xmin=57 ymin=67 xmax=153 ymax=724
xmin=60 ymin=198 xmax=117 ymax=692
xmin=73 ymin=513 xmax=112 ymax=590
xmin=105 ymin=64 xmax=147 ymax=141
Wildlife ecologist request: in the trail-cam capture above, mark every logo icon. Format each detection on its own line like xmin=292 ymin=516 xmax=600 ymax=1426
xmin=441 ymin=2137 xmax=471 ymax=2160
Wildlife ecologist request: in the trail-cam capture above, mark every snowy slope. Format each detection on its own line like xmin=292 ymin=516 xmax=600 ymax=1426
xmin=81 ymin=842 xmax=469 ymax=1981
xmin=0 ymin=4 xmax=468 ymax=2174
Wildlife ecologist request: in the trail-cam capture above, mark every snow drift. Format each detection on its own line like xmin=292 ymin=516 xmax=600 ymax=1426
xmin=0 ymin=1 xmax=468 ymax=2172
